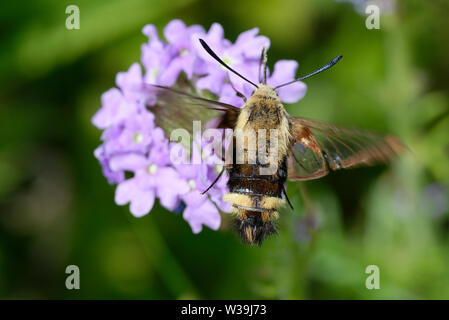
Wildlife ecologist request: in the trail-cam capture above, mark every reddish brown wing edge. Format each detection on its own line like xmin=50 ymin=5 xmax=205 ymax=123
xmin=287 ymin=117 xmax=406 ymax=181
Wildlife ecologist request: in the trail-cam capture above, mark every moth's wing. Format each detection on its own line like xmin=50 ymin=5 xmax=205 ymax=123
xmin=287 ymin=120 xmax=329 ymax=181
xmin=142 ymin=84 xmax=240 ymax=135
xmin=287 ymin=117 xmax=405 ymax=181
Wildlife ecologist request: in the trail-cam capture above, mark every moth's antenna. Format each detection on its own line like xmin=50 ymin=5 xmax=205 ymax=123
xmin=258 ymin=48 xmax=264 ymax=84
xmin=274 ymin=55 xmax=343 ymax=89
xmin=199 ymin=39 xmax=259 ymax=89
xmin=258 ymin=47 xmax=268 ymax=84
xmin=263 ymin=48 xmax=268 ymax=85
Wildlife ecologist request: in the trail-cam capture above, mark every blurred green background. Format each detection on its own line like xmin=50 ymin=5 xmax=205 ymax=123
xmin=1 ymin=0 xmax=449 ymax=299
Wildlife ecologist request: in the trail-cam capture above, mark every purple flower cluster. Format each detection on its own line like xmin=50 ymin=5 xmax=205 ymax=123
xmin=92 ymin=20 xmax=307 ymax=234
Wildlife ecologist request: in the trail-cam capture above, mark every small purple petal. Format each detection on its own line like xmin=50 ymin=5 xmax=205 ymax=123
xmin=234 ymin=28 xmax=270 ymax=59
xmin=130 ymin=189 xmax=155 ymax=217
xmin=184 ymin=200 xmax=221 ymax=233
xmin=163 ymin=19 xmax=187 ymax=44
xmin=92 ymin=88 xmax=134 ymax=129
xmin=277 ymin=82 xmax=307 ymax=103
xmin=197 ymin=72 xmax=226 ymax=95
xmin=159 ymin=58 xmax=184 ymax=86
xmin=94 ymin=146 xmax=125 ymax=184
xmin=268 ymin=60 xmax=307 ymax=103
xmin=142 ymin=24 xmax=161 ymax=42
xmin=182 ymin=190 xmax=207 ymax=207
xmin=116 ymin=63 xmax=147 ymax=102
xmin=115 ymin=177 xmax=156 ymax=217
xmin=115 ymin=178 xmax=138 ymax=205
xmin=109 ymin=153 xmax=148 ymax=172
xmin=157 ymin=175 xmax=189 ymax=211
xmin=268 ymin=60 xmax=298 ymax=86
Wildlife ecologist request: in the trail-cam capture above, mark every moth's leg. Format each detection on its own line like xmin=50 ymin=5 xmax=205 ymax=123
xmin=282 ymin=184 xmax=294 ymax=210
xmin=227 ymin=74 xmax=247 ymax=103
xmin=201 ymin=166 xmax=225 ymax=195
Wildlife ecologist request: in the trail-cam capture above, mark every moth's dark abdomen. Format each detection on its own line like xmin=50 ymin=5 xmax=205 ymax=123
xmin=223 ymin=157 xmax=288 ymax=245
xmin=227 ymin=156 xmax=287 ymax=203
xmin=228 ymin=169 xmax=283 ymax=198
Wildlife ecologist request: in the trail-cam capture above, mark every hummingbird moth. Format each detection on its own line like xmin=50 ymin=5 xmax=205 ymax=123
xmin=143 ymin=39 xmax=404 ymax=246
